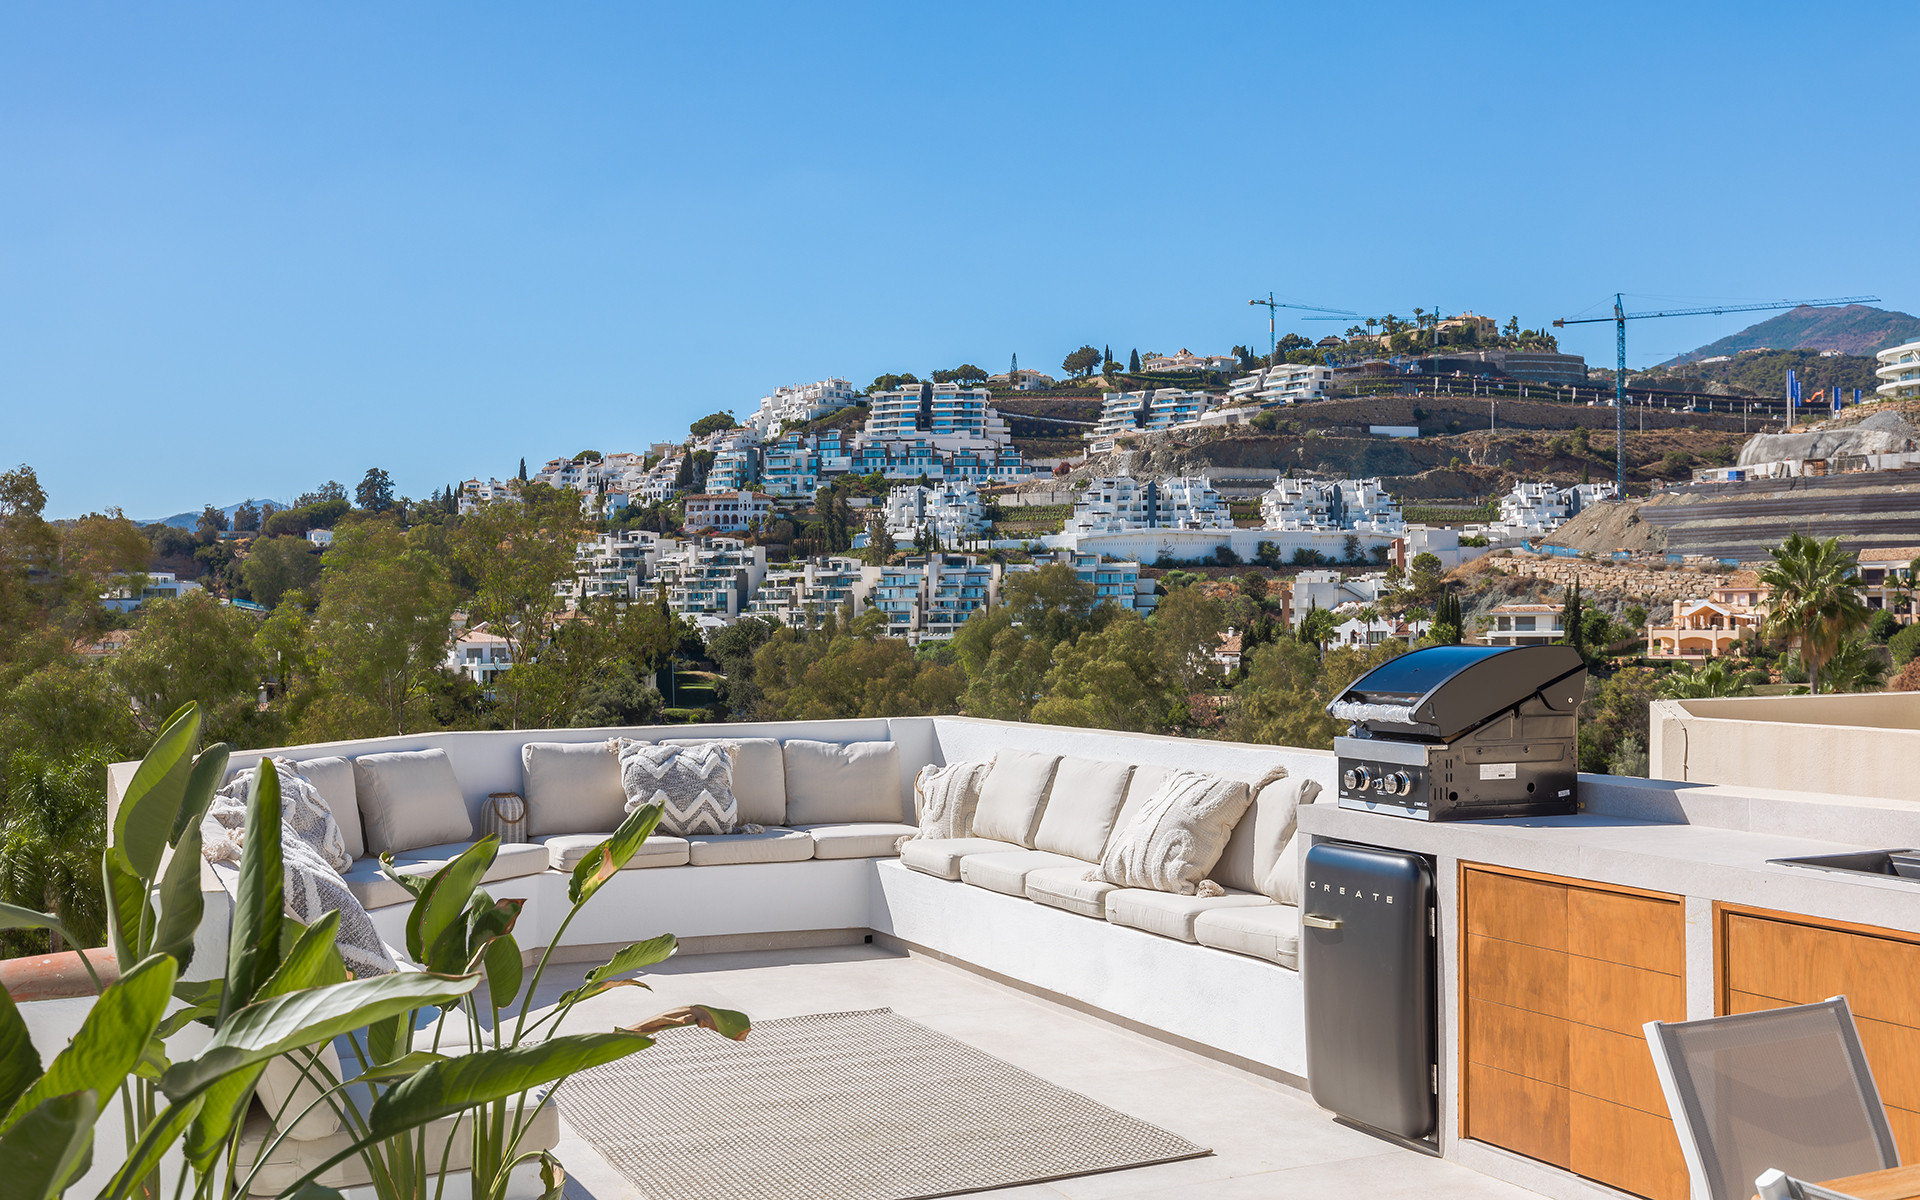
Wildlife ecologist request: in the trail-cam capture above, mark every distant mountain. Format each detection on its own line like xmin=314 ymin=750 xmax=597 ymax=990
xmin=134 ymin=499 xmax=290 ymax=529
xmin=1664 ymin=304 xmax=1920 ymax=365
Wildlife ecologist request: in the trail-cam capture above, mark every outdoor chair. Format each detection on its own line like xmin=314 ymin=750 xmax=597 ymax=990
xmin=1644 ymin=997 xmax=1898 ymax=1200
xmin=1754 ymin=1167 xmax=1865 ymax=1200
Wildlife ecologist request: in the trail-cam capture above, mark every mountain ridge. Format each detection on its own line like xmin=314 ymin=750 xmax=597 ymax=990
xmin=1664 ymin=304 xmax=1920 ymax=365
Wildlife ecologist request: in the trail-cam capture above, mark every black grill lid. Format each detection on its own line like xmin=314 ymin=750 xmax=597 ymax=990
xmin=1328 ymin=643 xmax=1586 ymax=739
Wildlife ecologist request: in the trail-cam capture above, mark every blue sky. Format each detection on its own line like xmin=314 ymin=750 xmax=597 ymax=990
xmin=5 ymin=3 xmax=1917 ymax=518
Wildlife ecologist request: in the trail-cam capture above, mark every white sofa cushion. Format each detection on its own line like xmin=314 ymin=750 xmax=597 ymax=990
xmin=534 ymin=832 xmax=690 ymax=873
xmin=899 ymin=836 xmax=1021 ymax=880
xmin=339 ymin=841 xmax=547 ymax=910
xmin=662 ymin=737 xmax=786 ymax=826
xmin=1212 ymin=769 xmax=1311 ymax=897
xmin=352 ymin=749 xmax=473 ymax=855
xmin=1025 ymin=865 xmax=1122 ymax=919
xmin=969 ymin=750 xmax=1060 ymax=848
xmin=292 ymin=756 xmax=363 ymax=860
xmin=255 ymin=1041 xmax=344 ymax=1141
xmin=782 ymin=740 xmax=902 ymax=824
xmin=686 ymin=827 xmax=814 ymax=866
xmin=1105 ymin=887 xmax=1275 ymax=942
xmin=1096 ymin=771 xmax=1253 ymax=896
xmin=1031 ymin=757 xmax=1134 ymax=862
xmin=1261 ymin=780 xmax=1327 ymax=906
xmin=616 ymin=741 xmax=742 ymax=835
xmin=906 ymin=760 xmax=992 ymax=842
xmin=521 ymin=740 xmax=627 ymax=836
xmin=959 ymin=849 xmax=1086 ymax=897
xmin=795 ymin=822 xmax=919 ymax=860
xmin=1194 ymin=904 xmax=1303 ymax=968
xmin=1114 ymin=763 xmax=1172 ymax=831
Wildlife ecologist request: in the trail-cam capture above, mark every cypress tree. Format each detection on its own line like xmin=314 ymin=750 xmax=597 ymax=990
xmin=1129 ymin=348 xmax=1140 ymax=372
xmin=518 ymin=457 xmax=528 ymax=481
xmin=1562 ymin=580 xmax=1584 ymax=654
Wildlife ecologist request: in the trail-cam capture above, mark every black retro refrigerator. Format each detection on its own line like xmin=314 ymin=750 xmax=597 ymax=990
xmin=1301 ymin=840 xmax=1437 ymax=1141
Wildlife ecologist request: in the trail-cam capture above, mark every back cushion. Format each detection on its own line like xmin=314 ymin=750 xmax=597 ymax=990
xmin=970 ymin=750 xmax=1061 ymax=848
xmin=293 ymin=756 xmax=364 ymax=860
xmin=1214 ymin=769 xmax=1310 ymax=895
xmin=1113 ymin=763 xmax=1173 ymax=834
xmin=522 ymin=741 xmax=629 ymax=836
xmin=1261 ymin=779 xmax=1326 ymax=905
xmin=352 ymin=748 xmax=473 ymax=855
xmin=663 ymin=737 xmax=785 ymax=826
xmin=781 ymin=740 xmax=902 ymax=824
xmin=1032 ymin=757 xmax=1134 ymax=862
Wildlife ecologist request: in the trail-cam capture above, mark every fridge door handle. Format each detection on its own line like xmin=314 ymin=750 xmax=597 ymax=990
xmin=1303 ymin=914 xmax=1343 ymax=930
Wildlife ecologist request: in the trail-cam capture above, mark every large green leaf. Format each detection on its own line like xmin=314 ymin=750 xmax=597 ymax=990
xmin=0 ymin=988 xmax=42 ymax=1119
xmin=0 ymin=1090 xmax=96 ymax=1200
xmin=482 ymin=933 xmax=523 ymax=1011
xmin=148 ymin=819 xmax=206 ymax=970
xmin=585 ymin=934 xmax=677 ymax=988
xmin=173 ymin=743 xmax=230 ymax=845
xmin=365 ymin=1011 xmax=411 ymax=1067
xmin=183 ymin=1062 xmax=268 ymax=1173
xmin=345 ymin=1050 xmax=448 ymax=1084
xmin=367 ymin=1032 xmax=656 ymax=1137
xmin=407 ymin=837 xmax=498 ymax=967
xmin=0 ymin=954 xmax=176 ymax=1133
xmin=222 ymin=760 xmax=283 ymax=1022
xmin=0 ymin=901 xmax=75 ymax=946
xmin=113 ymin=703 xmax=201 ymax=879
xmin=161 ymin=971 xmax=481 ymax=1102
xmin=102 ymin=850 xmax=145 ymax=971
xmin=623 ymin=1004 xmax=751 ymax=1042
xmin=568 ymin=802 xmax=662 ymax=906
xmin=259 ymin=912 xmax=348 ymax=999
xmin=375 ymin=854 xmax=431 ymax=902
xmin=100 ymin=1097 xmax=202 ymax=1200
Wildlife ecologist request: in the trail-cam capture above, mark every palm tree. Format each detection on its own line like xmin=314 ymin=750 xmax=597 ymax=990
xmin=1657 ymin=658 xmax=1749 ymax=699
xmin=1759 ymin=532 xmax=1869 ymax=694
xmin=0 ymin=752 xmax=108 ymax=953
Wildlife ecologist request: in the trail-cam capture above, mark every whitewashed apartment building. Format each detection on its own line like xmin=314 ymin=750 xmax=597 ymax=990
xmin=1141 ymin=348 xmax=1237 ymax=373
xmin=457 ymin=478 xmax=520 ymax=514
xmin=743 ymin=378 xmax=860 ymax=433
xmin=864 ymin=383 xmax=1012 ymax=445
xmin=871 ymin=554 xmax=1006 ymax=644
xmin=1225 ymin=363 xmax=1334 ymax=406
xmin=746 ymin=557 xmax=878 ymax=629
xmin=1066 ymin=473 xmax=1233 ymax=536
xmin=683 ymin=491 xmax=774 ymax=533
xmin=883 ymin=481 xmax=988 ymax=546
xmin=1259 ymin=477 xmax=1405 ymax=534
xmin=1086 ymin=389 xmax=1214 ymax=453
xmin=653 ymin=538 xmax=769 ymax=625
xmin=1470 ymin=480 xmax=1618 ymax=544
xmin=558 ymin=530 xmax=670 ymax=605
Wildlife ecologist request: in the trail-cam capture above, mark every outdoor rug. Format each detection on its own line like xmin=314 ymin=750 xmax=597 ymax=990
xmin=561 ymin=1007 xmax=1210 ymax=1200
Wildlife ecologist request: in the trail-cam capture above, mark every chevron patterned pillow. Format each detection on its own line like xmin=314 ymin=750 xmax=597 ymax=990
xmin=615 ymin=739 xmax=742 ymax=836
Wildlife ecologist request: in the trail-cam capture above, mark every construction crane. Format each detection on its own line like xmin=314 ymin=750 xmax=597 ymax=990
xmin=1553 ymin=294 xmax=1878 ymax=491
xmin=1249 ymin=293 xmax=1358 ymax=361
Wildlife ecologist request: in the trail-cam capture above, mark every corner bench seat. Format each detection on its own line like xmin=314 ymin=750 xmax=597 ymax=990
xmin=1104 ymin=887 xmax=1275 ymax=942
xmin=793 ymin=822 xmax=919 ymax=859
xmin=1193 ymin=904 xmax=1303 ymax=969
xmin=899 ymin=837 xmax=1022 ymax=879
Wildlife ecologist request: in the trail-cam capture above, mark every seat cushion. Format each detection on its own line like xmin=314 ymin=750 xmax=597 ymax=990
xmin=782 ymin=740 xmax=903 ymax=824
xmin=663 ymin=737 xmax=786 ymax=826
xmin=534 ymin=832 xmax=691 ymax=872
xmin=898 ymin=837 xmax=1021 ymax=880
xmin=254 ymin=1040 xmax=344 ymax=1141
xmin=795 ymin=822 xmax=920 ymax=860
xmin=685 ymin=827 xmax=814 ymax=866
xmin=352 ymin=749 xmax=474 ymax=855
xmin=970 ymin=750 xmax=1060 ymax=848
xmin=1024 ymin=865 xmax=1120 ymax=919
xmin=1096 ymin=772 xmax=1253 ymax=896
xmin=1104 ymin=887 xmax=1275 ymax=942
xmin=293 ymin=756 xmax=364 ymax=860
xmin=236 ymin=1097 xmax=560 ymax=1193
xmin=1031 ymin=757 xmax=1134 ymax=862
xmin=521 ymin=740 xmax=627 ymax=837
xmin=960 ymin=849 xmax=1087 ymax=897
xmin=338 ymin=842 xmax=548 ymax=910
xmin=1213 ymin=770 xmax=1314 ymax=897
xmin=1194 ymin=904 xmax=1303 ymax=968
xmin=615 ymin=740 xmax=742 ymax=835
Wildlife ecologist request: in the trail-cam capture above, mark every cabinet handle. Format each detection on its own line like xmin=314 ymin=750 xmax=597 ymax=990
xmin=1304 ymin=914 xmax=1342 ymax=930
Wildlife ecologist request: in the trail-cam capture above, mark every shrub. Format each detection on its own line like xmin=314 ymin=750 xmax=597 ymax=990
xmin=1890 ymin=622 xmax=1920 ymax=666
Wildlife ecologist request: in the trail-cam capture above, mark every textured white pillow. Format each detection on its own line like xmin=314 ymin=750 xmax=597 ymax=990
xmin=1095 ymin=770 xmax=1255 ymax=896
xmin=616 ymin=740 xmax=744 ymax=836
xmin=905 ymin=760 xmax=992 ymax=843
xmin=1260 ymin=779 xmax=1326 ymax=905
xmin=662 ymin=737 xmax=786 ymax=826
xmin=352 ymin=749 xmax=473 ymax=856
xmin=521 ymin=740 xmax=629 ymax=836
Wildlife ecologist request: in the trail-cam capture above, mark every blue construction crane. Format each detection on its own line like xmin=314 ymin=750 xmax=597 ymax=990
xmin=1248 ymin=293 xmax=1357 ymax=361
xmin=1553 ymin=294 xmax=1878 ymax=491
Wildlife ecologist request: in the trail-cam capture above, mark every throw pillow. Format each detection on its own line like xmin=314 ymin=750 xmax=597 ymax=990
xmin=272 ymin=758 xmax=354 ymax=873
xmin=1094 ymin=770 xmax=1255 ymax=897
xmin=904 ymin=760 xmax=992 ymax=845
xmin=351 ymin=749 xmax=473 ymax=855
xmin=521 ymin=739 xmax=628 ymax=836
xmin=780 ymin=740 xmax=902 ymax=824
xmin=969 ymin=749 xmax=1060 ymax=848
xmin=1260 ymin=779 xmax=1325 ymax=905
xmin=615 ymin=740 xmax=746 ymax=836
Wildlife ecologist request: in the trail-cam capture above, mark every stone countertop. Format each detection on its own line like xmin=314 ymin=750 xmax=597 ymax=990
xmin=1298 ymin=801 xmax=1920 ymax=936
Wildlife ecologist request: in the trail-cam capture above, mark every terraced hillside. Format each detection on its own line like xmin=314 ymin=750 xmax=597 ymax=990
xmin=1547 ymin=471 xmax=1920 ymax=561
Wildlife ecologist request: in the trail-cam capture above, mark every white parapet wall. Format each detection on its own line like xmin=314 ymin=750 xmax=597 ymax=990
xmin=1649 ymin=693 xmax=1920 ymax=802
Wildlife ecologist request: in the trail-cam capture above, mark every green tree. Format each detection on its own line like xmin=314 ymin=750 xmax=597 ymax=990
xmin=690 ymin=410 xmax=739 ymax=437
xmin=1819 ymin=636 xmax=1888 ymax=694
xmin=1003 ymin=562 xmax=1102 ymax=647
xmin=0 ymin=750 xmax=107 ymax=954
xmin=1062 ymin=345 xmax=1102 ymax=377
xmin=1031 ymin=611 xmax=1172 ymax=732
xmin=1577 ymin=667 xmax=1661 ymax=773
xmin=1128 ymin=348 xmax=1140 ymax=372
xmin=1150 ymin=582 xmax=1225 ymax=701
xmin=707 ymin=614 xmax=779 ymax=718
xmin=1560 ymin=580 xmax=1585 ymax=657
xmin=0 ymin=659 xmax=140 ymax=769
xmin=195 ymin=503 xmax=229 ymax=541
xmin=1657 ymin=659 xmax=1749 ymax=699
xmin=449 ymin=484 xmax=585 ymax=726
xmin=1298 ymin=604 xmax=1338 ymax=654
xmin=111 ymin=590 xmax=262 ymax=742
xmin=951 ymin=607 xmax=1053 ymax=721
xmin=241 ymin=534 xmax=323 ymax=609
xmin=305 ymin=521 xmax=454 ymax=738
xmin=356 ymin=467 xmax=396 ymax=512
xmin=1759 ymin=532 xmax=1869 ymax=695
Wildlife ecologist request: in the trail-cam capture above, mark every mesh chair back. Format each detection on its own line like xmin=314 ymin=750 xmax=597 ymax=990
xmin=1645 ymin=998 xmax=1897 ymax=1200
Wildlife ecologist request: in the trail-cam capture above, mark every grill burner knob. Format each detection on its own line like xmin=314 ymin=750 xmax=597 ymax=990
xmin=1392 ymin=771 xmax=1413 ymax=796
xmin=1348 ymin=766 xmax=1372 ymax=792
xmin=1342 ymin=768 xmax=1357 ymax=790
xmin=1380 ymin=773 xmax=1399 ymax=796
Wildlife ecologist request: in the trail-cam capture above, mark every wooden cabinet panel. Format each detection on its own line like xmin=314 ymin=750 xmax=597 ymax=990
xmin=1467 ymin=934 xmax=1570 ymax=1018
xmin=1569 ymin=888 xmax=1684 ymax=975
xmin=1730 ymin=988 xmax=1920 ymax=1117
xmin=1724 ymin=913 xmax=1920 ymax=1028
xmin=1467 ymin=1061 xmax=1570 ymax=1168
xmin=1568 ymin=955 xmax=1686 ymax=1037
xmin=1885 ymin=1105 xmax=1920 ymax=1164
xmin=1466 ymin=870 xmax=1568 ymax=950
xmin=1468 ymin=1000 xmax=1569 ymax=1087
xmin=1568 ymin=1093 xmax=1690 ymax=1200
xmin=1570 ymin=1024 xmax=1670 ymax=1116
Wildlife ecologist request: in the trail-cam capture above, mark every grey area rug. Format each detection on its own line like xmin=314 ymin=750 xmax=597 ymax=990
xmin=561 ymin=1007 xmax=1209 ymax=1200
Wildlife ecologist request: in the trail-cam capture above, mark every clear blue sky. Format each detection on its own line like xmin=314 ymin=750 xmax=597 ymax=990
xmin=5 ymin=3 xmax=1917 ymax=518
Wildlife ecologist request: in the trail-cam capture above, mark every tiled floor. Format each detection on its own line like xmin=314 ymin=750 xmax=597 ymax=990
xmin=530 ymin=943 xmax=1538 ymax=1200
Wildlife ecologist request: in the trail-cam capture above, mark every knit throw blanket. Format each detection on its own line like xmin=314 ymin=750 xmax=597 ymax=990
xmin=204 ymin=759 xmax=396 ymax=977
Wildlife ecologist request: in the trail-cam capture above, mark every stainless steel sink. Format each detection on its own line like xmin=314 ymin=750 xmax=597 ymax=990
xmin=1768 ymin=849 xmax=1920 ymax=881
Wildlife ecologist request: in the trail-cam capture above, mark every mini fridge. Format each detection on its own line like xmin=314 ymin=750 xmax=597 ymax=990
xmin=1300 ymin=840 xmax=1437 ymax=1141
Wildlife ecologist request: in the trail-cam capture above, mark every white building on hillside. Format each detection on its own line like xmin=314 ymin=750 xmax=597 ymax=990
xmin=1877 ymin=339 xmax=1920 ymax=402
xmin=1259 ymin=477 xmax=1404 ymax=534
xmin=1086 ymin=389 xmax=1215 ymax=453
xmin=683 ymin=491 xmax=774 ymax=533
xmin=989 ymin=368 xmax=1056 ymax=391
xmin=746 ymin=557 xmax=878 ymax=629
xmin=1226 ymin=363 xmax=1334 ymax=406
xmin=102 ymin=571 xmax=204 ymax=613
xmin=1482 ymin=602 xmax=1566 ymax=647
xmin=864 ymin=383 xmax=1012 ymax=447
xmin=744 ymin=379 xmax=860 ymax=433
xmin=871 ymin=554 xmax=1005 ymax=644
xmin=458 ymin=478 xmax=520 ymax=514
xmin=1058 ymin=552 xmax=1157 ymax=615
xmin=883 ymin=481 xmax=988 ymax=546
xmin=559 ymin=530 xmax=671 ymax=605
xmin=1067 ymin=473 xmax=1233 ymax=536
xmin=653 ymin=538 xmax=768 ymax=623
xmin=448 ymin=624 xmax=512 ymax=690
xmin=1141 ymin=349 xmax=1237 ymax=373
xmin=1473 ymin=480 xmax=1618 ymax=544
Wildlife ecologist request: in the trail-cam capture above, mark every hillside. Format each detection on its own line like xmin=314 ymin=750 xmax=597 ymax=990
xmin=1664 ymin=304 xmax=1920 ymax=365
xmin=1629 ymin=348 xmax=1881 ymax=401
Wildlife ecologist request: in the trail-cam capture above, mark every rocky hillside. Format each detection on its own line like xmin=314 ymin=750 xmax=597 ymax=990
xmin=1665 ymin=304 xmax=1920 ymax=364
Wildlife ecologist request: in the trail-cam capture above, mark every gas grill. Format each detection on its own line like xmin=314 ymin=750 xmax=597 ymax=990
xmin=1327 ymin=643 xmax=1587 ymax=821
